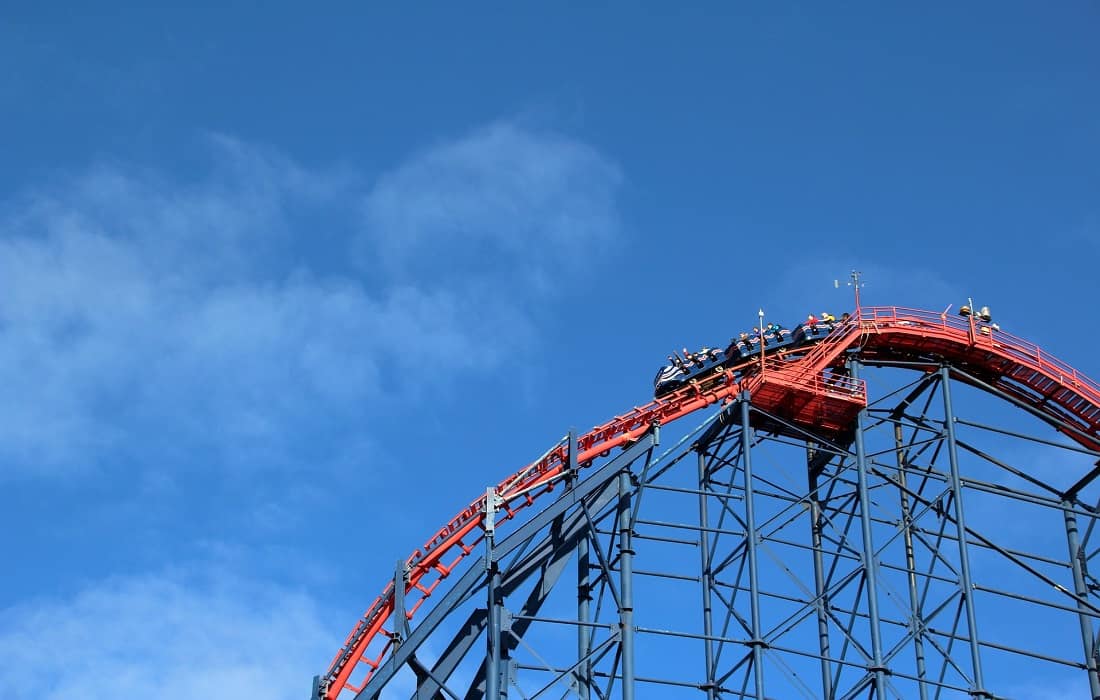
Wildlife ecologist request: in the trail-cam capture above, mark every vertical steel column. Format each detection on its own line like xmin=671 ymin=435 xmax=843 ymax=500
xmin=807 ymin=447 xmax=833 ymax=700
xmin=618 ymin=469 xmax=636 ymax=700
xmin=572 ymin=431 xmax=592 ymax=700
xmin=939 ymin=367 xmax=988 ymax=697
xmin=848 ymin=360 xmax=887 ymax=697
xmin=485 ymin=488 xmax=504 ymax=700
xmin=1064 ymin=500 xmax=1100 ymax=699
xmin=894 ymin=423 xmax=929 ymax=700
xmin=739 ymin=392 xmax=766 ymax=699
xmin=697 ymin=448 xmax=718 ymax=700
xmin=394 ymin=559 xmax=411 ymax=642
xmin=577 ymin=533 xmax=592 ymax=700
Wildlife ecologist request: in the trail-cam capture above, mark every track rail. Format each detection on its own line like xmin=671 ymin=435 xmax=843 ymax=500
xmin=317 ymin=305 xmax=1100 ymax=699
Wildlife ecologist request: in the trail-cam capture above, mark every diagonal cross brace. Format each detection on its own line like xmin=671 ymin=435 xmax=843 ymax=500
xmin=352 ymin=431 xmax=658 ymax=700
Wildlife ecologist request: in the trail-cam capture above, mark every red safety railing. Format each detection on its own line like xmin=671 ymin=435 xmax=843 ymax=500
xmin=859 ymin=306 xmax=1100 ymax=410
xmin=757 ymin=357 xmax=867 ymax=403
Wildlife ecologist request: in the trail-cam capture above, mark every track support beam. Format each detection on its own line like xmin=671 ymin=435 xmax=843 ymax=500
xmin=618 ymin=467 xmax=636 ymax=700
xmin=485 ymin=488 xmax=504 ymax=700
xmin=807 ymin=444 xmax=834 ymax=700
xmin=849 ymin=359 xmax=888 ymax=697
xmin=575 ymin=431 xmax=594 ymax=700
xmin=1065 ymin=499 xmax=1100 ymax=699
xmin=940 ymin=367 xmax=990 ymax=698
xmin=697 ymin=447 xmax=718 ymax=700
xmin=893 ymin=421 xmax=930 ymax=700
xmin=740 ymin=392 xmax=767 ymax=699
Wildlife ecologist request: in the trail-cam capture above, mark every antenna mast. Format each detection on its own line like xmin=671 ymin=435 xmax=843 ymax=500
xmin=758 ymin=308 xmax=766 ymax=374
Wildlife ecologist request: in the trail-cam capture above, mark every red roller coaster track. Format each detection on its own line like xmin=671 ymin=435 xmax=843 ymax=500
xmin=318 ymin=305 xmax=1100 ymax=699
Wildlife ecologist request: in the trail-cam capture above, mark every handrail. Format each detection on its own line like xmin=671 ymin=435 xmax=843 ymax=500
xmin=860 ymin=306 xmax=1100 ymax=405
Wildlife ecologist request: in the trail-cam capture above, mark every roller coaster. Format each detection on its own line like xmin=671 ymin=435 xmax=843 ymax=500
xmin=313 ymin=304 xmax=1100 ymax=699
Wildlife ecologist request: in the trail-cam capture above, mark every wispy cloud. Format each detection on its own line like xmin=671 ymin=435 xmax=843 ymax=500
xmin=0 ymin=116 xmax=628 ymax=696
xmin=0 ymin=124 xmax=622 ymax=479
xmin=361 ymin=121 xmax=623 ymax=294
xmin=774 ymin=257 xmax=963 ymax=314
xmin=0 ymin=139 xmax=367 ymax=475
xmin=0 ymin=569 xmax=331 ymax=700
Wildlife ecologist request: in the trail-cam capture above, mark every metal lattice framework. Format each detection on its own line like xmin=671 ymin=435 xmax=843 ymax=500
xmin=314 ymin=307 xmax=1100 ymax=700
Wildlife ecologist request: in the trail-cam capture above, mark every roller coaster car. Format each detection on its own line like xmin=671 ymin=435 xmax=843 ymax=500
xmin=726 ymin=329 xmax=794 ymax=358
xmin=767 ymin=328 xmax=796 ymax=352
xmin=653 ymin=365 xmax=688 ymax=398
xmin=791 ymin=322 xmax=833 ymax=344
xmin=652 ymin=324 xmax=823 ymax=399
xmin=654 ymin=348 xmax=732 ymax=398
xmin=724 ymin=336 xmax=756 ymax=358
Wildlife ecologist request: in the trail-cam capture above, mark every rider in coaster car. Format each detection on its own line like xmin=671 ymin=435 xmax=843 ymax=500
xmin=654 ymin=363 xmax=684 ymax=390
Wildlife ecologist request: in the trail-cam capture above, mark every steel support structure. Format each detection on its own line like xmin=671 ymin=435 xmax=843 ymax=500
xmin=849 ymin=359 xmax=888 ymax=697
xmin=938 ymin=367 xmax=989 ymax=697
xmin=807 ymin=450 xmax=834 ymax=700
xmin=329 ymin=361 xmax=1100 ymax=700
xmin=1065 ymin=496 xmax=1100 ymax=699
xmin=618 ymin=468 xmax=637 ymax=700
xmin=739 ymin=392 xmax=766 ymax=699
xmin=697 ymin=447 xmax=718 ymax=700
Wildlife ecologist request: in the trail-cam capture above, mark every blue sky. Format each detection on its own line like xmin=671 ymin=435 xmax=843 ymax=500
xmin=0 ymin=3 xmax=1097 ymax=698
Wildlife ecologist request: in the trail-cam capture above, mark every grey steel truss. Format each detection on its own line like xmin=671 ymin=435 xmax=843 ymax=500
xmin=339 ymin=360 xmax=1100 ymax=699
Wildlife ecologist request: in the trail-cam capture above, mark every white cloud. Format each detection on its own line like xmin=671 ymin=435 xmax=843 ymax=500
xmin=0 ymin=569 xmax=332 ymax=700
xmin=774 ymin=257 xmax=963 ymax=314
xmin=361 ymin=121 xmax=622 ymax=293
xmin=0 ymin=124 xmax=621 ymax=478
xmin=0 ymin=158 xmax=366 ymax=475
